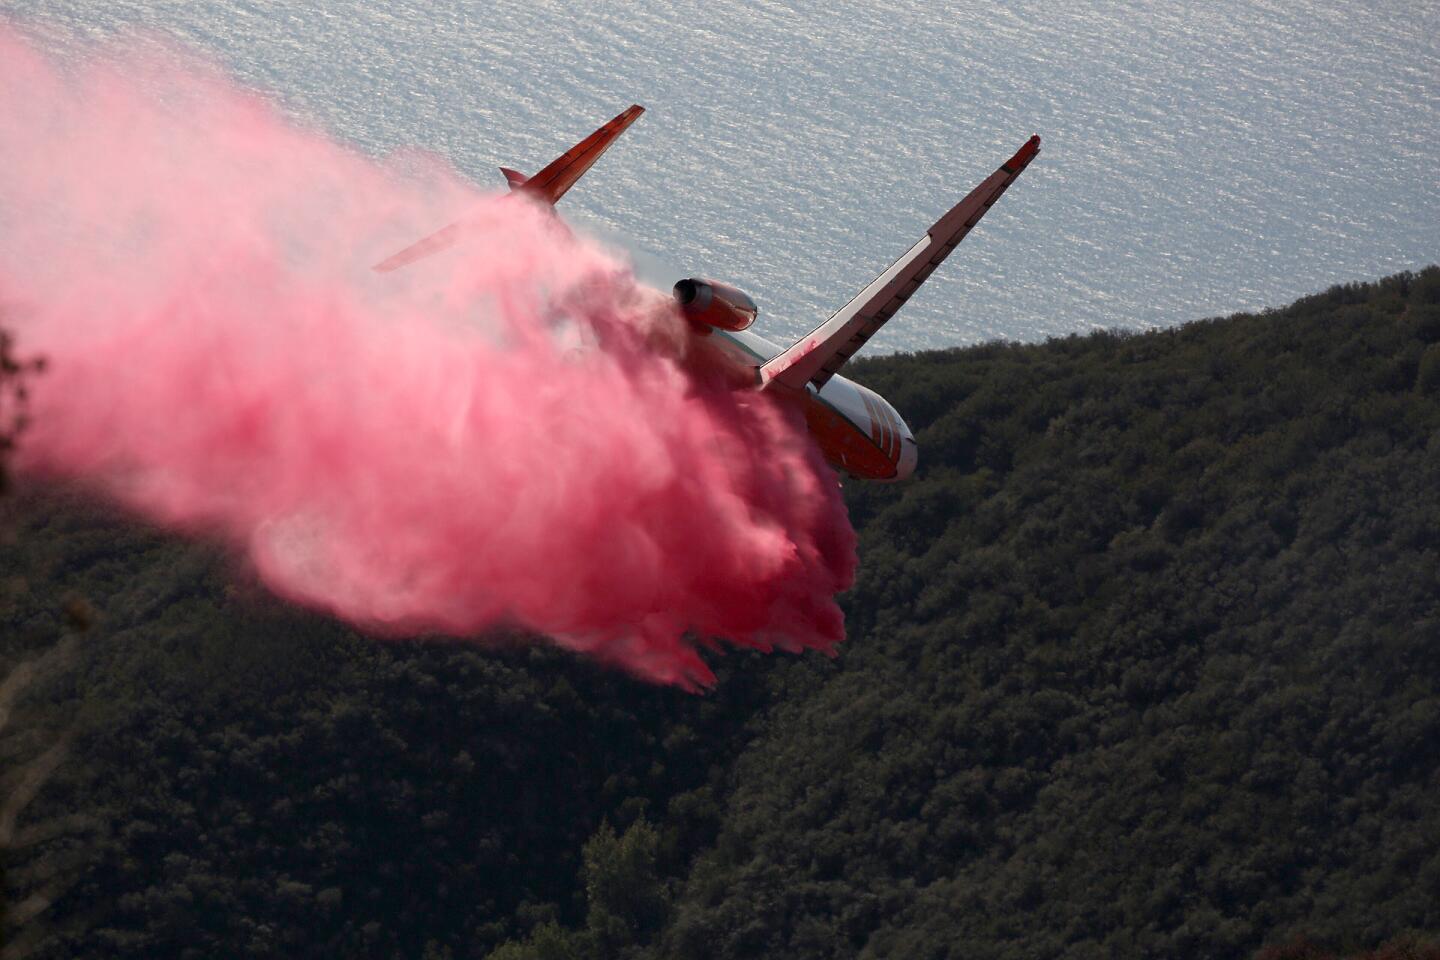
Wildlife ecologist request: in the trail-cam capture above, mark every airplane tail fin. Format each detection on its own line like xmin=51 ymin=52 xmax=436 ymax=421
xmin=519 ymin=104 xmax=643 ymax=206
xmin=759 ymin=135 xmax=1041 ymax=391
xmin=372 ymin=104 xmax=645 ymax=273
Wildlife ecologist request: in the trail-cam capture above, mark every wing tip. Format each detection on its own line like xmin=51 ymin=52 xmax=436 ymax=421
xmin=372 ymin=251 xmax=408 ymax=273
xmin=371 ymin=252 xmax=417 ymax=274
xmin=616 ymin=103 xmax=645 ymax=129
xmin=1002 ymin=135 xmax=1042 ymax=174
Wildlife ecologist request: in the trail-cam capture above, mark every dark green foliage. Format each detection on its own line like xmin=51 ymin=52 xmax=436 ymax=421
xmin=1 ymin=494 xmax=769 ymax=959
xmin=0 ymin=324 xmax=43 ymax=496
xmin=1416 ymin=343 xmax=1440 ymax=395
xmin=487 ymin=921 xmax=582 ymax=960
xmin=654 ymin=266 xmax=1440 ymax=959
xmin=1 ymin=314 xmax=43 ymax=955
xmin=485 ymin=818 xmax=667 ymax=960
xmin=1257 ymin=936 xmax=1440 ymax=960
xmin=581 ymin=819 xmax=667 ymax=954
xmin=4 ymin=267 xmax=1440 ymax=957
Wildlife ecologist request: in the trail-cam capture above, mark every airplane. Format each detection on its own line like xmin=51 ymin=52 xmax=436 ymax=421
xmin=375 ymin=105 xmax=1040 ymax=482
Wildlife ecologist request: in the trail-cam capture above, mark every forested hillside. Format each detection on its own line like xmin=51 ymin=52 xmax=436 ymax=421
xmin=3 ymin=267 xmax=1440 ymax=958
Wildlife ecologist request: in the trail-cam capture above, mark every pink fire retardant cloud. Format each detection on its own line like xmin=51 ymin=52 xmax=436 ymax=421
xmin=0 ymin=26 xmax=856 ymax=690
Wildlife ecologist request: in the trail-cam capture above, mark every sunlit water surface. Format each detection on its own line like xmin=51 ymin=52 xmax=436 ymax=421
xmin=6 ymin=0 xmax=1438 ymax=351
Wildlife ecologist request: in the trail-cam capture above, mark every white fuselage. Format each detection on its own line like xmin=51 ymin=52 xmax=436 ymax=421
xmin=708 ymin=327 xmax=917 ymax=482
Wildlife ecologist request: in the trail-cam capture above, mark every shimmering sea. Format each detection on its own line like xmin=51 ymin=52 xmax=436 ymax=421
xmin=4 ymin=0 xmax=1437 ymax=351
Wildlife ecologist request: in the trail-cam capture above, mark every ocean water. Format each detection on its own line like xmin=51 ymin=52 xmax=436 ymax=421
xmin=4 ymin=0 xmax=1437 ymax=353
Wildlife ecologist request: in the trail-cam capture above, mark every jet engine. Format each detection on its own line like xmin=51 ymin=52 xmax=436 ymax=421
xmin=672 ymin=278 xmax=758 ymax=332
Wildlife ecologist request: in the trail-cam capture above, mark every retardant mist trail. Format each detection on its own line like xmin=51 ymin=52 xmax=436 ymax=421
xmin=0 ymin=27 xmax=856 ymax=689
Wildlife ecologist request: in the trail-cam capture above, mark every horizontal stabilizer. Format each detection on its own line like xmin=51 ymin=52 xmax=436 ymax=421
xmin=500 ymin=167 xmax=529 ymax=190
xmin=760 ymin=135 xmax=1041 ymax=391
xmin=372 ymin=222 xmax=467 ymax=274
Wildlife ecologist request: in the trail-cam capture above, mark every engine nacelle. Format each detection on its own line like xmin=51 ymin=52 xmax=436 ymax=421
xmin=673 ymin=278 xmax=758 ymax=332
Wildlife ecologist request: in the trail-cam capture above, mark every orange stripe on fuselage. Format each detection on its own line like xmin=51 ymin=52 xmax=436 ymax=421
xmin=860 ymin=394 xmax=883 ymax=450
xmin=880 ymin=403 xmax=901 ymax=461
xmin=704 ymin=326 xmax=903 ymax=480
xmin=805 ymin=391 xmax=898 ymax=481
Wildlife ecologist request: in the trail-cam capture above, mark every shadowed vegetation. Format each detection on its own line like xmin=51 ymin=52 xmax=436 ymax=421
xmin=1 ymin=315 xmax=44 ymax=955
xmin=3 ymin=267 xmax=1440 ymax=958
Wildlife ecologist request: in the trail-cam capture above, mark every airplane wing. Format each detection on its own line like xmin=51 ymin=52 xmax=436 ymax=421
xmin=759 ymin=135 xmax=1041 ymax=392
xmin=373 ymin=104 xmax=645 ymax=273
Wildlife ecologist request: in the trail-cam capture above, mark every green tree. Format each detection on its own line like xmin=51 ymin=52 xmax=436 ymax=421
xmin=583 ymin=819 xmax=668 ymax=955
xmin=1416 ymin=343 xmax=1440 ymax=395
xmin=482 ymin=819 xmax=669 ymax=960
xmin=487 ymin=923 xmax=584 ymax=960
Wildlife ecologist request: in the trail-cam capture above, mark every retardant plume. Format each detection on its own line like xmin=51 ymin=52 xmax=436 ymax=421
xmin=0 ymin=27 xmax=856 ymax=690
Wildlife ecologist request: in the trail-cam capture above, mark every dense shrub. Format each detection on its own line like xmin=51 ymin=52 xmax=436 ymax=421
xmin=4 ymin=267 xmax=1439 ymax=958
